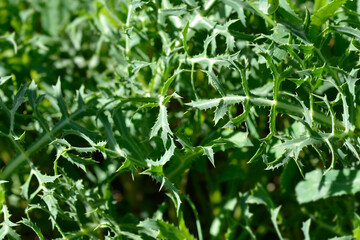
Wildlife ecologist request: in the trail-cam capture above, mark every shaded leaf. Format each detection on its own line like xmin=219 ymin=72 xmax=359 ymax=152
xmin=296 ymin=169 xmax=360 ymax=203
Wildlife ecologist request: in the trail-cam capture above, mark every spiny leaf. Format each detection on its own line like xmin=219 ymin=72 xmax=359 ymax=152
xmin=42 ymin=188 xmax=59 ymax=227
xmin=61 ymin=153 xmax=97 ymax=172
xmin=0 ymin=205 xmax=21 ymax=240
xmin=186 ymin=96 xmax=246 ymax=110
xmin=116 ymin=158 xmax=137 ymax=180
xmin=158 ymin=6 xmax=188 ymax=26
xmin=309 ymin=0 xmax=347 ymax=41
xmin=205 ymin=70 xmax=226 ymax=97
xmin=31 ymin=167 xmax=60 ymax=185
xmin=143 ymin=138 xmax=176 ymax=176
xmin=19 ymin=218 xmax=45 ymax=240
xmin=331 ymin=26 xmax=360 ymax=39
xmin=214 ymin=99 xmax=228 ymax=125
xmin=150 ymin=97 xmax=173 ymax=146
xmin=202 ymin=146 xmax=215 ymax=167
xmin=278 ymin=0 xmax=302 ymax=25
xmin=223 ymin=0 xmax=247 ymax=26
xmin=274 ymin=136 xmax=322 ymax=160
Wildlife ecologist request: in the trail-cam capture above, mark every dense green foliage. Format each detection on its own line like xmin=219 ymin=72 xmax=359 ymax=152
xmin=0 ymin=0 xmax=360 ymax=239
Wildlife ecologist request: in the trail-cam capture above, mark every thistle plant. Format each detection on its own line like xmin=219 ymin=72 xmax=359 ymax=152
xmin=0 ymin=0 xmax=360 ymax=239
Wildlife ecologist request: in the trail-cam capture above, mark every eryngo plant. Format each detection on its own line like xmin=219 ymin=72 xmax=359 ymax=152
xmin=0 ymin=0 xmax=359 ymax=239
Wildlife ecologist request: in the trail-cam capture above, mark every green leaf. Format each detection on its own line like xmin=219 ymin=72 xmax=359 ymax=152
xmin=248 ymin=142 xmax=267 ymax=163
xmin=202 ymin=146 xmax=215 ymax=167
xmin=0 ymin=76 xmax=12 ymax=86
xmin=62 ymin=153 xmax=97 ymax=172
xmin=158 ymin=6 xmax=188 ymax=26
xmin=0 ymin=205 xmax=21 ymax=240
xmin=302 ymin=219 xmax=311 ymax=240
xmin=28 ymin=81 xmax=39 ymax=110
xmin=0 ymin=33 xmax=17 ymax=54
xmin=186 ymin=96 xmax=246 ymax=110
xmin=52 ymin=136 xmax=99 ymax=171
xmin=54 ymin=77 xmax=69 ymax=118
xmin=328 ymin=237 xmax=354 ymax=240
xmin=309 ymin=0 xmax=347 ymax=41
xmin=296 ymin=169 xmax=360 ymax=203
xmin=278 ymin=0 xmax=302 ymax=25
xmin=246 ymin=183 xmax=275 ymax=209
xmin=353 ymin=214 xmax=360 ymax=239
xmin=259 ymin=0 xmax=279 ymax=15
xmin=32 ymin=168 xmax=59 ymax=185
xmin=150 ymin=97 xmax=173 ymax=146
xmin=21 ymin=172 xmax=33 ymax=200
xmin=238 ymin=193 xmax=253 ymax=221
xmin=142 ymin=139 xmax=181 ymax=214
xmin=274 ymin=136 xmax=322 ymax=160
xmin=270 ymin=206 xmax=284 ymax=240
xmin=42 ymin=188 xmax=59 ymax=227
xmin=116 ymin=158 xmax=137 ymax=179
xmin=138 ymin=219 xmax=195 ymax=240
xmin=245 ymin=0 xmax=276 ymax=26
xmin=160 ymin=69 xmax=184 ymax=97
xmin=218 ymin=130 xmax=253 ymax=148
xmin=223 ymin=0 xmax=247 ymax=26
xmin=214 ymin=99 xmax=228 ymax=125
xmin=19 ymin=218 xmax=45 ymax=240
xmin=238 ymin=193 xmax=256 ymax=238
xmin=113 ymin=108 xmax=147 ymax=165
xmin=314 ymin=0 xmax=326 ymax=12
xmin=10 ymin=84 xmax=27 ymax=134
xmin=331 ymin=26 xmax=360 ymax=39
xmin=143 ymin=139 xmax=176 ymax=176
xmin=41 ymin=0 xmax=71 ymax=36
xmin=205 ymin=70 xmax=226 ymax=97
xmin=344 ymin=139 xmax=360 ymax=161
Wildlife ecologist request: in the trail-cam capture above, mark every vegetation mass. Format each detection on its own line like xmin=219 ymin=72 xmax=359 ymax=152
xmin=1 ymin=0 xmax=360 ymax=239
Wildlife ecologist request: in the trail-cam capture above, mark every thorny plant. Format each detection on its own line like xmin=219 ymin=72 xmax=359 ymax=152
xmin=0 ymin=0 xmax=360 ymax=239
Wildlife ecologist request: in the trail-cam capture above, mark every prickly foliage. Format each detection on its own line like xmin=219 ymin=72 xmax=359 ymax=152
xmin=0 ymin=0 xmax=360 ymax=239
